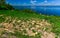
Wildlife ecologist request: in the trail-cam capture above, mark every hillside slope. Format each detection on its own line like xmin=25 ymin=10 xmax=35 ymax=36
xmin=0 ymin=10 xmax=60 ymax=38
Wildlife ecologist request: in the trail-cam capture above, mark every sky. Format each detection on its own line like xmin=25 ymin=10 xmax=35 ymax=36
xmin=5 ymin=0 xmax=60 ymax=6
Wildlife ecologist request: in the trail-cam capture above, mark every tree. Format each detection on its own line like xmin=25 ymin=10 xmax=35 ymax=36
xmin=0 ymin=0 xmax=5 ymax=5
xmin=0 ymin=0 xmax=14 ymax=10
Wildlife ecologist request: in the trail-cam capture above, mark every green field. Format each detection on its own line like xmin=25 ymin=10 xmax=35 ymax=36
xmin=0 ymin=10 xmax=60 ymax=38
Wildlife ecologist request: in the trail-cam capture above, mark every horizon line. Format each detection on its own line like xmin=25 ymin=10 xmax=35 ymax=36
xmin=12 ymin=5 xmax=60 ymax=6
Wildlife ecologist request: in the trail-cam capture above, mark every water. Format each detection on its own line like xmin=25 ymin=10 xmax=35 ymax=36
xmin=13 ymin=6 xmax=60 ymax=16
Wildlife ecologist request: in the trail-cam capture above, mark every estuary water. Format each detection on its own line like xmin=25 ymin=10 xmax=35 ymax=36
xmin=13 ymin=6 xmax=60 ymax=16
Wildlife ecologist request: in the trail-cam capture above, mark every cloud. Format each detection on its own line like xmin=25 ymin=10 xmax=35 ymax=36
xmin=6 ymin=0 xmax=60 ymax=6
xmin=30 ymin=0 xmax=60 ymax=6
xmin=30 ymin=0 xmax=37 ymax=4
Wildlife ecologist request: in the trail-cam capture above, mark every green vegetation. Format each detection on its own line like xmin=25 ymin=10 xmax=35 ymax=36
xmin=0 ymin=0 xmax=14 ymax=10
xmin=0 ymin=10 xmax=60 ymax=38
xmin=0 ymin=0 xmax=60 ymax=38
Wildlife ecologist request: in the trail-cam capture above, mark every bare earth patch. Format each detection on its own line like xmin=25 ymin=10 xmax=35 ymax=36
xmin=41 ymin=32 xmax=55 ymax=38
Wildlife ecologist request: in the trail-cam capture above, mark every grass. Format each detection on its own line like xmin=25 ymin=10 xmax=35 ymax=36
xmin=0 ymin=10 xmax=60 ymax=38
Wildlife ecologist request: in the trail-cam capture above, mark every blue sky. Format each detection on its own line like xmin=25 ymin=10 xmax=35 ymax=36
xmin=6 ymin=0 xmax=60 ymax=6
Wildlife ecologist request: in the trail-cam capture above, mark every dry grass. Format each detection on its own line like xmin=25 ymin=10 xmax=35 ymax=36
xmin=0 ymin=15 xmax=56 ymax=38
